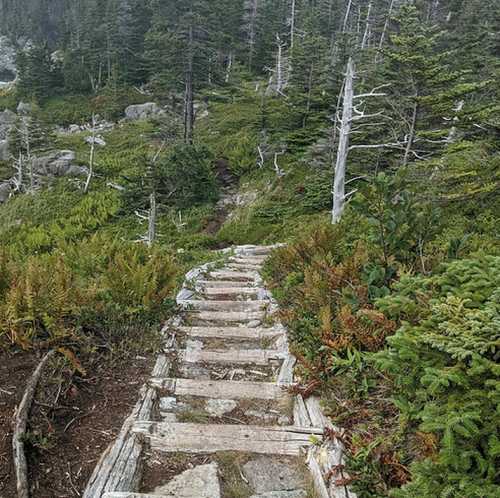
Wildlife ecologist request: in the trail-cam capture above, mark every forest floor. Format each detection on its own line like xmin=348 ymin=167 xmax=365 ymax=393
xmin=0 ymin=350 xmax=154 ymax=498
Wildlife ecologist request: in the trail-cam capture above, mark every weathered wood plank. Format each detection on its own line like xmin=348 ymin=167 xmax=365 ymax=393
xmin=201 ymin=287 xmax=261 ymax=297
xmin=179 ymin=325 xmax=283 ymax=340
xmin=132 ymin=422 xmax=322 ymax=456
xmin=187 ymin=310 xmax=265 ymax=322
xmin=103 ymin=494 xmax=169 ymax=498
xmin=278 ymin=354 xmax=296 ymax=386
xmin=180 ymin=300 xmax=268 ymax=312
xmin=197 ymin=280 xmax=258 ymax=288
xmin=307 ymin=450 xmax=330 ymax=498
xmin=208 ymin=271 xmax=258 ymax=281
xmin=148 ymin=377 xmax=288 ymax=400
xmin=181 ymin=349 xmax=285 ymax=366
xmin=305 ymin=397 xmax=333 ymax=429
xmin=294 ymin=395 xmax=312 ymax=427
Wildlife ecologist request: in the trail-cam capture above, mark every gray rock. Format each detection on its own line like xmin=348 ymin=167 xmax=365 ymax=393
xmin=0 ymin=36 xmax=17 ymax=86
xmin=205 ymin=398 xmax=237 ymax=417
xmin=180 ymin=363 xmax=211 ymax=380
xmin=16 ymin=101 xmax=32 ymax=115
xmin=0 ymin=109 xmax=16 ymax=141
xmin=0 ymin=182 xmax=11 ymax=203
xmin=124 ymin=102 xmax=163 ymax=121
xmin=250 ymin=491 xmax=307 ymax=498
xmin=31 ymin=150 xmax=87 ymax=177
xmin=153 ymin=462 xmax=221 ymax=498
xmin=245 ymin=409 xmax=276 ymax=422
xmin=243 ymin=457 xmax=305 ymax=494
xmin=0 ymin=139 xmax=9 ymax=161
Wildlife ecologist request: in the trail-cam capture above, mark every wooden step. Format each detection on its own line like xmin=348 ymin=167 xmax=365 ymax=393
xmin=229 ymin=256 xmax=267 ymax=265
xmin=181 ymin=348 xmax=285 ymax=366
xmin=132 ymin=421 xmax=322 ymax=456
xmin=148 ymin=377 xmax=289 ymax=400
xmin=208 ymin=271 xmax=257 ymax=281
xmin=188 ymin=310 xmax=265 ymax=322
xmin=227 ymin=262 xmax=262 ymax=271
xmin=201 ymin=287 xmax=260 ymax=298
xmin=181 ymin=300 xmax=268 ymax=312
xmin=103 ymin=494 xmax=169 ymax=498
xmin=197 ymin=280 xmax=258 ymax=289
xmin=179 ymin=325 xmax=283 ymax=340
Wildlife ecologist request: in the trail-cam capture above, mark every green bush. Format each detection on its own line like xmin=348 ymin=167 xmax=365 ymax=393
xmin=376 ymin=256 xmax=500 ymax=498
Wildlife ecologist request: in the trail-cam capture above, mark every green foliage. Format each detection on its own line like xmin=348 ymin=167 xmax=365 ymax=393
xmin=375 ymin=256 xmax=500 ymax=497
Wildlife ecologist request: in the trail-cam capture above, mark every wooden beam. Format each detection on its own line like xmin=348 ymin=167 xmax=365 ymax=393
xmin=132 ymin=422 xmax=322 ymax=456
xmin=148 ymin=378 xmax=289 ymax=400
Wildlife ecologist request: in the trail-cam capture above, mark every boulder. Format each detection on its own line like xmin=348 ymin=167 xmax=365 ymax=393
xmin=0 ymin=36 xmax=16 ymax=85
xmin=124 ymin=102 xmax=163 ymax=121
xmin=243 ymin=457 xmax=306 ymax=494
xmin=0 ymin=182 xmax=11 ymax=203
xmin=0 ymin=139 xmax=9 ymax=161
xmin=205 ymin=398 xmax=238 ymax=417
xmin=31 ymin=150 xmax=87 ymax=177
xmin=250 ymin=491 xmax=307 ymax=498
xmin=0 ymin=109 xmax=16 ymax=140
xmin=17 ymin=101 xmax=32 ymax=115
xmin=153 ymin=462 xmax=221 ymax=498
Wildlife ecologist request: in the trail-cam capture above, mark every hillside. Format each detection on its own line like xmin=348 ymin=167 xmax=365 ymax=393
xmin=0 ymin=1 xmax=499 ymax=497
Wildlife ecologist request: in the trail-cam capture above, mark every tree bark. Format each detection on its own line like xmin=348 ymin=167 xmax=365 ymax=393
xmin=13 ymin=351 xmax=56 ymax=498
xmin=332 ymin=58 xmax=355 ymax=224
xmin=84 ymin=114 xmax=96 ymax=194
xmin=403 ymin=98 xmax=418 ymax=167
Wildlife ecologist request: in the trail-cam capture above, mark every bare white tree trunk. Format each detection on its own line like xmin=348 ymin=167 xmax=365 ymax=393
xmin=342 ymin=0 xmax=353 ymax=33
xmin=275 ymin=34 xmax=286 ymax=94
xmin=361 ymin=2 xmax=373 ymax=49
xmin=84 ymin=114 xmax=96 ymax=194
xmin=225 ymin=52 xmax=233 ymax=83
xmin=147 ymin=191 xmax=157 ymax=248
xmin=378 ymin=0 xmax=396 ymax=50
xmin=403 ymin=98 xmax=418 ymax=167
xmin=332 ymin=58 xmax=355 ymax=224
xmin=245 ymin=0 xmax=258 ymax=68
xmin=290 ymin=0 xmax=296 ymax=51
xmin=184 ymin=23 xmax=195 ymax=144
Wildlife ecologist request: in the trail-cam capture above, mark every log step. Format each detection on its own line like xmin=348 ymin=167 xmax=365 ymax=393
xmin=103 ymin=494 xmax=169 ymax=498
xmin=208 ymin=271 xmax=258 ymax=281
xmin=181 ymin=300 xmax=268 ymax=312
xmin=201 ymin=287 xmax=260 ymax=298
xmin=229 ymin=256 xmax=267 ymax=265
xmin=179 ymin=325 xmax=283 ymax=340
xmin=132 ymin=421 xmax=322 ymax=456
xmin=181 ymin=349 xmax=285 ymax=366
xmin=197 ymin=280 xmax=259 ymax=289
xmin=148 ymin=377 xmax=289 ymax=400
xmin=227 ymin=262 xmax=263 ymax=271
xmin=187 ymin=310 xmax=265 ymax=322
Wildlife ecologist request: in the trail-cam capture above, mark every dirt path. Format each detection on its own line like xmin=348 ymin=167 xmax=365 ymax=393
xmin=80 ymin=246 xmax=353 ymax=498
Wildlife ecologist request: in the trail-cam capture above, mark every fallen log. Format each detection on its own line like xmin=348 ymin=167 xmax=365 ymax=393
xmin=13 ymin=350 xmax=56 ymax=498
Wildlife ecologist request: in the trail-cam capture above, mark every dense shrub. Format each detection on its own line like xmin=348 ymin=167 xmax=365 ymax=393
xmin=376 ymin=256 xmax=500 ymax=497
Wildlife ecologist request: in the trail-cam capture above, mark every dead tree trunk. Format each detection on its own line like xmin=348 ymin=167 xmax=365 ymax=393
xmin=148 ymin=191 xmax=157 ymax=247
xmin=403 ymin=98 xmax=418 ymax=167
xmin=332 ymin=58 xmax=355 ymax=224
xmin=84 ymin=114 xmax=97 ymax=194
xmin=378 ymin=0 xmax=396 ymax=50
xmin=184 ymin=24 xmax=195 ymax=145
xmin=361 ymin=1 xmax=373 ymax=49
xmin=13 ymin=351 xmax=56 ymax=498
xmin=246 ymin=0 xmax=258 ymax=69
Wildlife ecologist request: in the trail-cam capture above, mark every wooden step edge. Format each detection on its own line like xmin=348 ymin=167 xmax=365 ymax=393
xmin=148 ymin=377 xmax=291 ymax=400
xmin=180 ymin=348 xmax=286 ymax=365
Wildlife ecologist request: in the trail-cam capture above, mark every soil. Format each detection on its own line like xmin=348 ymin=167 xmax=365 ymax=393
xmin=0 ymin=348 xmax=154 ymax=498
xmin=204 ymin=158 xmax=238 ymax=237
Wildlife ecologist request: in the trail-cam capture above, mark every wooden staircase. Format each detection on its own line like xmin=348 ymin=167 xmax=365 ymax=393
xmin=83 ymin=245 xmax=354 ymax=498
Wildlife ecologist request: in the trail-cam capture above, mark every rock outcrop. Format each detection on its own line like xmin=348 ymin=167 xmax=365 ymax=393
xmin=0 ymin=36 xmax=17 ymax=87
xmin=124 ymin=102 xmax=163 ymax=121
xmin=0 ymin=182 xmax=11 ymax=203
xmin=31 ymin=150 xmax=87 ymax=178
